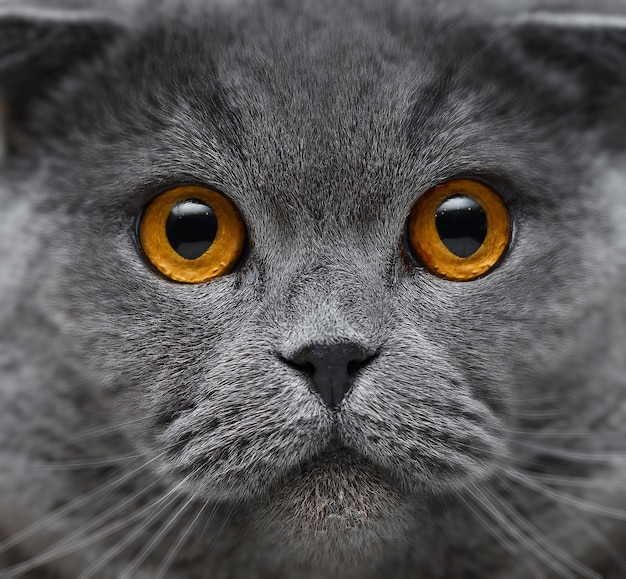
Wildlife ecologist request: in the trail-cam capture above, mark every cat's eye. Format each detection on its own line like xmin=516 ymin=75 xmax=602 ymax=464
xmin=407 ymin=179 xmax=510 ymax=281
xmin=139 ymin=186 xmax=246 ymax=283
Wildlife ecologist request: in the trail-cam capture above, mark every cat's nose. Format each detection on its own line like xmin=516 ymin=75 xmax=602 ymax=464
xmin=286 ymin=343 xmax=375 ymax=410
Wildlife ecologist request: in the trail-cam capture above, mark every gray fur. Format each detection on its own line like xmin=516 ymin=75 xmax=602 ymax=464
xmin=1 ymin=0 xmax=626 ymax=577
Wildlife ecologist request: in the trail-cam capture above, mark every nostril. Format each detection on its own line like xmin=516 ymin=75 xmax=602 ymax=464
xmin=347 ymin=357 xmax=368 ymax=376
xmin=281 ymin=355 xmax=315 ymax=376
xmin=280 ymin=342 xmax=376 ymax=410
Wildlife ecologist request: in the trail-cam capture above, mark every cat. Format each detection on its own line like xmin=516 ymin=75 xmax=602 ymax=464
xmin=0 ymin=0 xmax=625 ymax=577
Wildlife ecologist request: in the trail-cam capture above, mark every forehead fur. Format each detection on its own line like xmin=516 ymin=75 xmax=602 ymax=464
xmin=23 ymin=0 xmax=592 ymax=212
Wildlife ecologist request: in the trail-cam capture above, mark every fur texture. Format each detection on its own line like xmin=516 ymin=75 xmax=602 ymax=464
xmin=0 ymin=0 xmax=625 ymax=577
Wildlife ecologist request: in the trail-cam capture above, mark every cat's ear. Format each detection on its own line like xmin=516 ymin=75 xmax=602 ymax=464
xmin=503 ymin=12 xmax=626 ymax=131
xmin=0 ymin=7 xmax=126 ymax=131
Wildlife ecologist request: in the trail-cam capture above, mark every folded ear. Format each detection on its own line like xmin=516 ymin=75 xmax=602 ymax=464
xmin=0 ymin=7 xmax=126 ymax=102
xmin=503 ymin=12 xmax=626 ymax=127
xmin=0 ymin=7 xmax=126 ymax=156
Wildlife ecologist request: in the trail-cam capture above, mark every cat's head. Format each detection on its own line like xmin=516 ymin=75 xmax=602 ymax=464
xmin=2 ymin=0 xmax=626 ymax=568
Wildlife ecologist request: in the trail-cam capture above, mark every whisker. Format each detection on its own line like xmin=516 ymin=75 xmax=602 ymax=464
xmin=0 ymin=452 xmax=164 ymax=556
xmin=3 ymin=454 xmax=143 ymax=470
xmin=460 ymin=491 xmax=546 ymax=578
xmin=119 ymin=494 xmax=196 ymax=579
xmin=2 ymin=494 xmax=154 ymax=577
xmin=0 ymin=473 xmax=185 ymax=577
xmin=505 ymin=468 xmax=626 ymax=521
xmin=508 ymin=441 xmax=626 ymax=463
xmin=468 ymin=483 xmax=576 ymax=578
xmin=513 ymin=473 xmax=625 ymax=491
xmin=186 ymin=500 xmax=240 ymax=571
xmin=505 ymin=428 xmax=626 ymax=439
xmin=154 ymin=498 xmax=210 ymax=579
xmin=507 ymin=392 xmax=591 ymax=403
xmin=511 ymin=410 xmax=578 ymax=418
xmin=77 ymin=490 xmax=187 ymax=579
xmin=485 ymin=481 xmax=601 ymax=579
xmin=57 ymin=416 xmax=153 ymax=445
xmin=186 ymin=500 xmax=220 ymax=565
xmin=503 ymin=475 xmax=626 ymax=573
xmin=554 ymin=500 xmax=626 ymax=572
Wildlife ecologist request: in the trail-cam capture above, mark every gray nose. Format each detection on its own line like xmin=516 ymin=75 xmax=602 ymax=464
xmin=287 ymin=342 xmax=375 ymax=410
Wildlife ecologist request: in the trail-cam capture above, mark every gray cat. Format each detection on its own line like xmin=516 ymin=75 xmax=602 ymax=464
xmin=1 ymin=0 xmax=625 ymax=577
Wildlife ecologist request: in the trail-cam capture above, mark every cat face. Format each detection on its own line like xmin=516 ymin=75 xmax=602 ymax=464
xmin=1 ymin=0 xmax=626 ymax=574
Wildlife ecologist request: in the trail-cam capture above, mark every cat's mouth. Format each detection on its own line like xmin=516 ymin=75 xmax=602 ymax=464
xmin=282 ymin=442 xmax=393 ymax=482
xmin=272 ymin=431 xmax=406 ymax=494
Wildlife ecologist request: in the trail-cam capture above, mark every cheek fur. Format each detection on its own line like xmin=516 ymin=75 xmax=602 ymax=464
xmin=150 ymin=346 xmax=333 ymax=500
xmin=338 ymin=346 xmax=506 ymax=491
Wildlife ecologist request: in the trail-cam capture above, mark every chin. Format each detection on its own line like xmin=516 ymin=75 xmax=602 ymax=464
xmin=246 ymin=449 xmax=424 ymax=572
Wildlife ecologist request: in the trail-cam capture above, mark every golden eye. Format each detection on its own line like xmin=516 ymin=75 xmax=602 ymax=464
xmin=139 ymin=186 xmax=246 ymax=283
xmin=407 ymin=179 xmax=510 ymax=281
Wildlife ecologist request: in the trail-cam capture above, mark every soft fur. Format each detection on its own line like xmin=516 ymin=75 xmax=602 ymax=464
xmin=1 ymin=0 xmax=625 ymax=577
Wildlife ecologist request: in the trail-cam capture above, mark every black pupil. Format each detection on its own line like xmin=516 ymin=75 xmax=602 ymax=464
xmin=165 ymin=199 xmax=218 ymax=260
xmin=435 ymin=195 xmax=487 ymax=258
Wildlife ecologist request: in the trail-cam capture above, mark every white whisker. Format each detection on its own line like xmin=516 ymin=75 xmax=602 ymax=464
xmin=505 ymin=428 xmax=626 ymax=439
xmin=57 ymin=416 xmax=153 ymax=445
xmin=0 ymin=452 xmax=164 ymax=556
xmin=506 ymin=468 xmax=626 ymax=521
xmin=460 ymin=491 xmax=545 ymax=578
xmin=556 ymin=502 xmax=626 ymax=572
xmin=511 ymin=480 xmax=626 ymax=573
xmin=154 ymin=498 xmax=210 ymax=579
xmin=468 ymin=484 xmax=576 ymax=578
xmin=78 ymin=490 xmax=187 ymax=579
xmin=507 ymin=392 xmax=590 ymax=403
xmin=0 ymin=472 xmax=186 ymax=577
xmin=512 ymin=410 xmax=579 ymax=418
xmin=509 ymin=441 xmax=626 ymax=463
xmin=118 ymin=494 xmax=196 ymax=579
xmin=186 ymin=500 xmax=221 ymax=565
xmin=514 ymin=473 xmax=624 ymax=491
xmin=483 ymin=483 xmax=601 ymax=579
xmin=3 ymin=454 xmax=142 ymax=470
